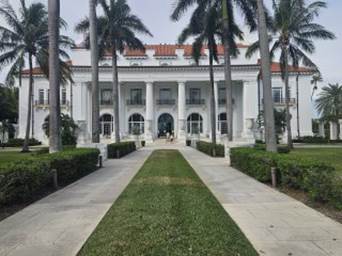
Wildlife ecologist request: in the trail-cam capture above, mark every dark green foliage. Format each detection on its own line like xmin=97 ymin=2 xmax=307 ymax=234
xmin=231 ymin=147 xmax=342 ymax=209
xmin=107 ymin=142 xmax=136 ymax=159
xmin=4 ymin=138 xmax=41 ymax=147
xmin=186 ymin=140 xmax=191 ymax=146
xmin=141 ymin=141 xmax=146 ymax=147
xmin=42 ymin=114 xmax=78 ymax=146
xmin=78 ymin=150 xmax=257 ymax=256
xmin=196 ymin=141 xmax=224 ymax=157
xmin=0 ymin=148 xmax=99 ymax=206
xmin=293 ymin=136 xmax=341 ymax=144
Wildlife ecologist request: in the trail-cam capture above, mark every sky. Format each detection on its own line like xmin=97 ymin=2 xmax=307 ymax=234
xmin=1 ymin=0 xmax=341 ymax=85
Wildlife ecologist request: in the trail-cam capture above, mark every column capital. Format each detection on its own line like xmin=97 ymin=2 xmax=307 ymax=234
xmin=145 ymin=81 xmax=154 ymax=86
xmin=177 ymin=81 xmax=186 ymax=85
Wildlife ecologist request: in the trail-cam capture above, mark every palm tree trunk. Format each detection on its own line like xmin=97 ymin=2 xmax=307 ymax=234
xmin=22 ymin=54 xmax=33 ymax=152
xmin=48 ymin=0 xmax=62 ymax=153
xmin=111 ymin=42 xmax=120 ymax=143
xmin=256 ymin=0 xmax=277 ymax=152
xmin=209 ymin=48 xmax=217 ymax=146
xmin=222 ymin=0 xmax=233 ymax=141
xmin=283 ymin=47 xmax=293 ymax=148
xmin=89 ymin=0 xmax=100 ymax=143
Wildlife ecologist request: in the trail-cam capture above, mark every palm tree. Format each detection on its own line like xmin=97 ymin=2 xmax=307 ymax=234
xmin=171 ymin=0 xmax=257 ymax=142
xmin=315 ymin=83 xmax=342 ymax=138
xmin=177 ymin=3 xmax=243 ymax=148
xmin=76 ymin=0 xmax=152 ymax=143
xmin=311 ymin=72 xmax=323 ymax=99
xmin=0 ymin=0 xmax=73 ymax=152
xmin=247 ymin=0 xmax=335 ymax=149
xmin=89 ymin=0 xmax=100 ymax=143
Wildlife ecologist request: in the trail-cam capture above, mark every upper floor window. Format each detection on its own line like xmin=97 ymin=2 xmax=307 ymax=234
xmin=130 ymin=88 xmax=143 ymax=104
xmin=101 ymin=89 xmax=112 ymax=105
xmin=189 ymin=88 xmax=201 ymax=101
xmin=61 ymin=88 xmax=67 ymax=105
xmin=272 ymin=88 xmax=282 ymax=103
xmin=38 ymin=89 xmax=44 ymax=105
xmin=159 ymin=88 xmax=171 ymax=100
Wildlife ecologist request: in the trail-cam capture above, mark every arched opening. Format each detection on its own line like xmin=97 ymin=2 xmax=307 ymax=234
xmin=128 ymin=113 xmax=145 ymax=135
xmin=187 ymin=113 xmax=203 ymax=135
xmin=158 ymin=113 xmax=174 ymax=138
xmin=218 ymin=113 xmax=228 ymax=134
xmin=100 ymin=114 xmax=113 ymax=137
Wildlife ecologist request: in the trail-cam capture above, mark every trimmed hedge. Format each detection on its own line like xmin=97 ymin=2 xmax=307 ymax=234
xmin=3 ymin=138 xmax=42 ymax=147
xmin=108 ymin=142 xmax=136 ymax=159
xmin=293 ymin=136 xmax=342 ymax=144
xmin=0 ymin=148 xmax=100 ymax=206
xmin=231 ymin=147 xmax=342 ymax=209
xmin=196 ymin=141 xmax=225 ymax=157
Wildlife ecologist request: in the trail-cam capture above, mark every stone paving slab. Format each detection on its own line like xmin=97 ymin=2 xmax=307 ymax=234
xmin=180 ymin=147 xmax=342 ymax=256
xmin=0 ymin=149 xmax=151 ymax=256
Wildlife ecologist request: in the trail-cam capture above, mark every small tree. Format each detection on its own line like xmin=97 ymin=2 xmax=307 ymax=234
xmin=43 ymin=114 xmax=78 ymax=146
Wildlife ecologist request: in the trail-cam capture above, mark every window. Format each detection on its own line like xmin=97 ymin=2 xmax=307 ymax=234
xmin=218 ymin=113 xmax=228 ymax=134
xmin=100 ymin=114 xmax=113 ymax=137
xmin=61 ymin=88 xmax=67 ymax=105
xmin=101 ymin=89 xmax=112 ymax=105
xmin=190 ymin=88 xmax=201 ymax=101
xmin=187 ymin=113 xmax=203 ymax=134
xmin=272 ymin=88 xmax=282 ymax=103
xmin=130 ymin=88 xmax=143 ymax=104
xmin=128 ymin=114 xmax=145 ymax=135
xmin=159 ymin=88 xmax=171 ymax=100
xmin=38 ymin=89 xmax=44 ymax=105
xmin=218 ymin=87 xmax=226 ymax=104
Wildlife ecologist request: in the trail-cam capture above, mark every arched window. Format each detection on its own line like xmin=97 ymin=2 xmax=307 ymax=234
xmin=218 ymin=113 xmax=228 ymax=134
xmin=100 ymin=114 xmax=114 ymax=137
xmin=128 ymin=113 xmax=145 ymax=135
xmin=187 ymin=113 xmax=203 ymax=134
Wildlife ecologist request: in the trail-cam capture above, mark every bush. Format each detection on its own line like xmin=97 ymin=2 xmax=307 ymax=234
xmin=141 ymin=141 xmax=146 ymax=147
xmin=196 ymin=141 xmax=224 ymax=157
xmin=4 ymin=138 xmax=42 ymax=147
xmin=230 ymin=147 xmax=341 ymax=209
xmin=186 ymin=140 xmax=191 ymax=146
xmin=292 ymin=136 xmax=341 ymax=144
xmin=0 ymin=148 xmax=100 ymax=206
xmin=253 ymin=144 xmax=290 ymax=154
xmin=108 ymin=142 xmax=136 ymax=159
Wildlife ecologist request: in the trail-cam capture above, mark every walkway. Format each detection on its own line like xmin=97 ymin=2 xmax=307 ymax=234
xmin=180 ymin=147 xmax=342 ymax=256
xmin=0 ymin=149 xmax=151 ymax=256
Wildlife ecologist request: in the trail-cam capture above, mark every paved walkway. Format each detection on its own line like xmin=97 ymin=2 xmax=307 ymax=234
xmin=0 ymin=149 xmax=151 ymax=256
xmin=180 ymin=147 xmax=342 ymax=256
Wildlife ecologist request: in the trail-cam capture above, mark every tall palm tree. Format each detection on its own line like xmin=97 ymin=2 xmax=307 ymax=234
xmin=247 ymin=0 xmax=335 ymax=149
xmin=89 ymin=0 xmax=100 ymax=143
xmin=315 ymin=83 xmax=342 ymax=138
xmin=76 ymin=0 xmax=152 ymax=143
xmin=0 ymin=0 xmax=73 ymax=152
xmin=171 ymin=0 xmax=257 ymax=142
xmin=177 ymin=3 xmax=243 ymax=148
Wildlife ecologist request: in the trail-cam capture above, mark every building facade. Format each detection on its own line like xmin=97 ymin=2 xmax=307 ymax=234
xmin=18 ymin=44 xmax=315 ymax=144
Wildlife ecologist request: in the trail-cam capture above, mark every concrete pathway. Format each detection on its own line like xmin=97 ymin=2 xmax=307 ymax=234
xmin=0 ymin=148 xmax=151 ymax=256
xmin=180 ymin=147 xmax=342 ymax=256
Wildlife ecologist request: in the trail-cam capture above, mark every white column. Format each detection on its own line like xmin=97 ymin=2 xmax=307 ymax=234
xmin=242 ymin=81 xmax=257 ymax=141
xmin=318 ymin=121 xmax=325 ymax=137
xmin=145 ymin=81 xmax=154 ymax=142
xmin=330 ymin=121 xmax=338 ymax=140
xmin=178 ymin=81 xmax=186 ymax=141
xmin=339 ymin=120 xmax=342 ymax=140
xmin=214 ymin=81 xmax=219 ymax=135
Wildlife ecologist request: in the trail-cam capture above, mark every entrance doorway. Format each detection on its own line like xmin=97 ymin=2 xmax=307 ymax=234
xmin=158 ymin=113 xmax=174 ymax=138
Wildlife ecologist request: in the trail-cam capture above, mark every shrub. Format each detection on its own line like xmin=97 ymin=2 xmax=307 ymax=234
xmin=186 ymin=140 xmax=191 ymax=146
xmin=230 ymin=147 xmax=341 ymax=209
xmin=0 ymin=148 xmax=100 ymax=206
xmin=4 ymin=138 xmax=42 ymax=147
xmin=196 ymin=141 xmax=224 ymax=157
xmin=141 ymin=141 xmax=146 ymax=147
xmin=108 ymin=142 xmax=136 ymax=159
xmin=293 ymin=136 xmax=335 ymax=144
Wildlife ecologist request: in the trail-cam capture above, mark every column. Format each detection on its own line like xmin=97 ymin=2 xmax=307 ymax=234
xmin=318 ymin=121 xmax=325 ymax=137
xmin=242 ymin=81 xmax=257 ymax=141
xmin=330 ymin=121 xmax=338 ymax=140
xmin=214 ymin=82 xmax=219 ymax=135
xmin=339 ymin=120 xmax=342 ymax=140
xmin=178 ymin=81 xmax=186 ymax=140
xmin=145 ymin=81 xmax=154 ymax=142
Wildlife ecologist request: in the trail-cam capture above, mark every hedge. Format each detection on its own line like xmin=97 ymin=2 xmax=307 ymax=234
xmin=2 ymin=138 xmax=42 ymax=147
xmin=196 ymin=141 xmax=225 ymax=157
xmin=108 ymin=142 xmax=136 ymax=159
xmin=230 ymin=147 xmax=342 ymax=209
xmin=0 ymin=148 xmax=100 ymax=206
xmin=293 ymin=136 xmax=342 ymax=144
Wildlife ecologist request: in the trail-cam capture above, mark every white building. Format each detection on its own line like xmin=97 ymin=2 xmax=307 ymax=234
xmin=18 ymin=44 xmax=315 ymax=144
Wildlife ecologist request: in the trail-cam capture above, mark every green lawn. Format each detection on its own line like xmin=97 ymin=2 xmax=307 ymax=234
xmin=78 ymin=150 xmax=257 ymax=256
xmin=291 ymin=148 xmax=342 ymax=174
xmin=0 ymin=151 xmax=33 ymax=166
